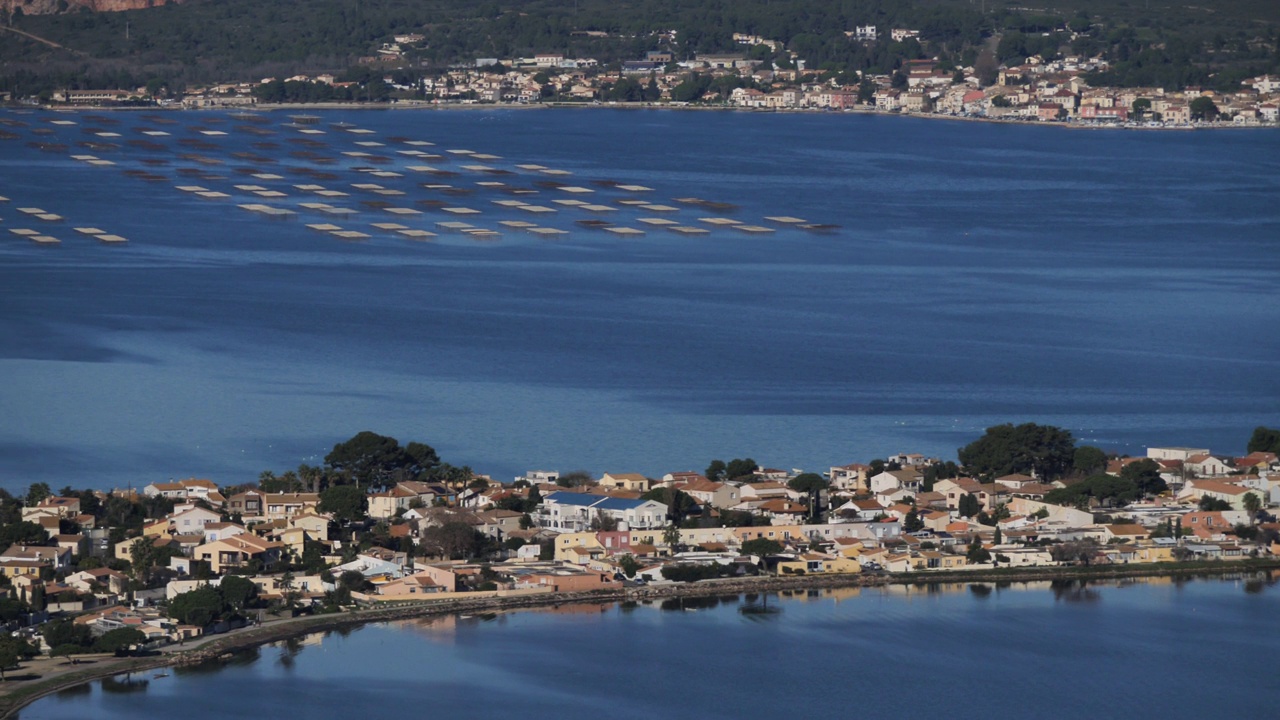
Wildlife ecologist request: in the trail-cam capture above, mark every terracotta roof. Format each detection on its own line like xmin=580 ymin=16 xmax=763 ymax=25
xmin=1107 ymin=524 xmax=1149 ymax=536
xmin=1192 ymin=480 xmax=1251 ymax=496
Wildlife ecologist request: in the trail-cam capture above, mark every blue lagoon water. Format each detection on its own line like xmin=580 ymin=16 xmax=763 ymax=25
xmin=20 ymin=577 xmax=1280 ymax=719
xmin=1 ymin=109 xmax=1278 ymax=489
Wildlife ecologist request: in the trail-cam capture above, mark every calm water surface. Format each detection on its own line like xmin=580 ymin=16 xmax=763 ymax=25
xmin=1 ymin=109 xmax=1278 ymax=489
xmin=21 ymin=577 xmax=1280 ymax=719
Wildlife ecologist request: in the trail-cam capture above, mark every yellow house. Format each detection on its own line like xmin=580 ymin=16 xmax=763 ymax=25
xmin=0 ymin=560 xmax=47 ymax=578
xmin=599 ymin=473 xmax=652 ymax=492
xmin=276 ymin=527 xmax=309 ymax=559
xmin=833 ymin=538 xmax=864 ymax=559
xmin=911 ymin=551 xmax=967 ymax=570
xmin=561 ymin=546 xmax=606 ymax=565
xmin=289 ymin=509 xmax=333 ymax=535
xmin=777 ymin=553 xmax=862 ymax=575
xmin=195 ymin=534 xmax=283 ymax=573
xmin=116 ymin=534 xmax=172 ymax=562
xmin=143 ymin=519 xmax=170 ymax=537
xmin=554 ymin=532 xmax=603 ymax=560
xmin=1136 ymin=545 xmax=1176 ymax=563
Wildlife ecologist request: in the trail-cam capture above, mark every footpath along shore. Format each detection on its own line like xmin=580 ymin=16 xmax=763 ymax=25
xmin=2 ymin=558 xmax=1278 ymax=718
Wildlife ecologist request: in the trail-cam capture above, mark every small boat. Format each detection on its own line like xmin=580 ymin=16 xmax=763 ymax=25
xmin=153 ymin=671 xmax=169 ymax=678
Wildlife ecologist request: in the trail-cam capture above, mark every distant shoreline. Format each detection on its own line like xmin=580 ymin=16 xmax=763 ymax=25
xmin=13 ymin=99 xmax=1277 ymax=131
xmin=2 ymin=557 xmax=1276 ymax=718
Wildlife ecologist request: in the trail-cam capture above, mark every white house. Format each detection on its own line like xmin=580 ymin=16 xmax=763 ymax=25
xmin=1147 ymin=447 xmax=1211 ymax=462
xmin=168 ymin=506 xmax=222 ymax=535
xmin=534 ymin=493 xmax=667 ymax=533
xmin=1185 ymin=454 xmax=1233 ymax=478
xmin=869 ymin=469 xmax=923 ymax=496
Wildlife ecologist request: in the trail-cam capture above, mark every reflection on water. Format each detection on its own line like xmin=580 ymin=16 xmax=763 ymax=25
xmin=1050 ymin=579 xmax=1102 ymax=603
xmin=100 ymin=676 xmax=149 ymax=694
xmin=738 ymin=593 xmax=783 ymax=619
xmin=659 ymin=595 xmax=728 ymax=612
xmin=277 ymin=636 xmax=305 ymax=670
xmin=30 ymin=576 xmax=1280 ymax=720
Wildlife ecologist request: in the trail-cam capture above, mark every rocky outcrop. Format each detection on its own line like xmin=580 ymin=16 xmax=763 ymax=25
xmin=2 ymin=0 xmax=182 ymax=15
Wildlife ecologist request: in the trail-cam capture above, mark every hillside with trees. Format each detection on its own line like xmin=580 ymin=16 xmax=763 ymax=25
xmin=1 ymin=0 xmax=1278 ymax=97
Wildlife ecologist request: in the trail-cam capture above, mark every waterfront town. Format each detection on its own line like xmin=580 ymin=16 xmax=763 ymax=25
xmin=0 ymin=424 xmax=1277 ymax=671
xmin=38 ymin=27 xmax=1280 ymax=128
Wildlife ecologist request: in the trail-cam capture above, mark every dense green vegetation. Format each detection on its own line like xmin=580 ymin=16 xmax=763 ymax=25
xmin=1 ymin=0 xmax=1277 ymax=97
xmin=167 ymin=578 xmax=259 ymax=627
xmin=958 ymin=422 xmax=1077 ymax=481
xmin=1248 ymin=426 xmax=1280 ymax=454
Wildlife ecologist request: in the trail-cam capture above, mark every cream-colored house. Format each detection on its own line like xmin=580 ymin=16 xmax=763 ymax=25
xmin=369 ymin=487 xmax=420 ymax=520
xmin=195 ymin=534 xmax=283 ymax=573
xmin=261 ymin=493 xmax=320 ymax=521
xmin=599 ymin=473 xmax=652 ymax=492
xmin=1178 ymin=479 xmax=1260 ymax=511
xmin=289 ymin=509 xmax=333 ymax=536
xmin=777 ymin=553 xmax=861 ymax=575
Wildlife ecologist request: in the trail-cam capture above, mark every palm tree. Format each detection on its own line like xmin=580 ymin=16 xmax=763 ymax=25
xmin=1243 ymin=492 xmax=1262 ymax=516
xmin=297 ymin=464 xmax=323 ymax=493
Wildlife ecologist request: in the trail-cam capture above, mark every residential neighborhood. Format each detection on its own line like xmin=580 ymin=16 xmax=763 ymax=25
xmin=28 ymin=26 xmax=1280 ymax=129
xmin=0 ymin=426 xmax=1278 ymax=665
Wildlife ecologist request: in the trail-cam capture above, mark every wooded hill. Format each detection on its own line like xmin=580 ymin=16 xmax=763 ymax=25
xmin=2 ymin=0 xmax=1278 ymax=97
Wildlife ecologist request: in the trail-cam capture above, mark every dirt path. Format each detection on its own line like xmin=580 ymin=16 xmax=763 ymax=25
xmin=0 ymin=25 xmax=85 ymax=55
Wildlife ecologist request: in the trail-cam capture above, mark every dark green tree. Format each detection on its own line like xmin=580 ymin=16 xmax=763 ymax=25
xmin=404 ymin=441 xmax=442 ymax=478
xmin=966 ymin=539 xmax=991 ymax=564
xmin=318 ymin=485 xmax=368 ymax=523
xmin=1045 ymin=474 xmax=1139 ymax=508
xmin=724 ymin=459 xmax=758 ymax=481
xmin=25 ymin=483 xmax=52 ymax=506
xmin=1073 ymin=446 xmax=1107 ymax=476
xmin=167 ymin=586 xmax=225 ymax=627
xmin=787 ymin=473 xmax=828 ymax=494
xmin=0 ymin=521 xmax=47 ymax=548
xmin=1119 ymin=459 xmax=1167 ymax=496
xmin=958 ymin=423 xmax=1076 ymax=480
xmin=93 ymin=627 xmax=148 ymax=656
xmin=1189 ymin=96 xmax=1219 ymax=121
xmin=740 ymin=538 xmax=783 ymax=556
xmin=641 ymin=488 xmax=697 ymax=525
xmin=618 ymin=554 xmax=641 ymax=578
xmin=219 ymin=575 xmax=258 ymax=611
xmin=705 ymin=460 xmax=727 ymax=481
xmin=1243 ymin=492 xmax=1262 ymax=515
xmin=1199 ymin=496 xmax=1232 ymax=512
xmin=324 ymin=431 xmax=410 ymax=487
xmin=903 ymin=508 xmax=924 ymax=532
xmin=0 ymin=635 xmax=35 ymax=680
xmin=420 ymin=521 xmax=486 ymax=560
xmin=555 ymin=471 xmax=594 ymax=488
xmin=1247 ymin=426 xmax=1280 ymax=454
xmin=42 ymin=621 xmax=92 ymax=651
xmin=957 ymin=493 xmax=982 ymax=518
